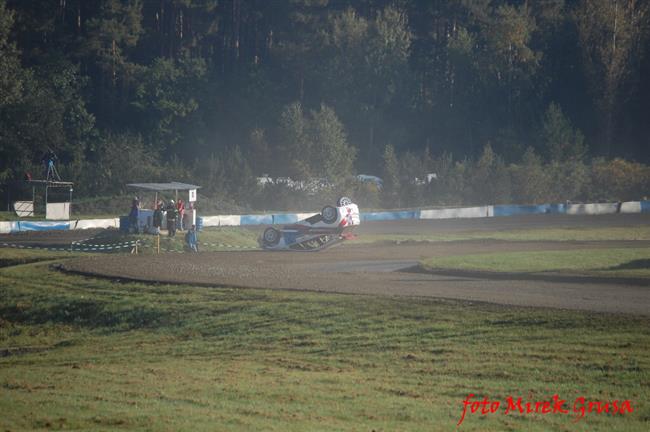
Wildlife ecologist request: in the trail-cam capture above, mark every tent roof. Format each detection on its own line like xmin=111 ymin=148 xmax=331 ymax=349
xmin=126 ymin=182 xmax=201 ymax=192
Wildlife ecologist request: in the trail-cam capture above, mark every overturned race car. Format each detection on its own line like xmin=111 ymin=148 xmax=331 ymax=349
xmin=260 ymin=197 xmax=360 ymax=251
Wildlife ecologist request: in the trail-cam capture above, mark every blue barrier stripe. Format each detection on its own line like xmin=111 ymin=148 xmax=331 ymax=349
xmin=240 ymin=215 xmax=273 ymax=225
xmin=17 ymin=221 xmax=71 ymax=231
xmin=641 ymin=201 xmax=650 ymax=213
xmin=5 ymin=201 xmax=645 ymax=237
xmin=493 ymin=204 xmax=569 ymax=217
xmin=361 ymin=211 xmax=417 ymax=221
xmin=272 ymin=214 xmax=301 ymax=224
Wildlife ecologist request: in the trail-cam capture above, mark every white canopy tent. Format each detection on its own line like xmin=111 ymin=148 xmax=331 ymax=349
xmin=126 ymin=182 xmax=201 ymax=231
xmin=127 ymin=182 xmax=200 ymax=206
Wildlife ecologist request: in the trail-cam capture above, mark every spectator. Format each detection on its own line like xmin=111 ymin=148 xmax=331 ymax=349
xmin=153 ymin=202 xmax=163 ymax=234
xmin=166 ymin=200 xmax=177 ymax=237
xmin=177 ymin=199 xmax=185 ymax=231
xmin=185 ymin=224 xmax=199 ymax=252
xmin=183 ymin=202 xmax=192 ymax=230
xmin=129 ymin=197 xmax=140 ymax=234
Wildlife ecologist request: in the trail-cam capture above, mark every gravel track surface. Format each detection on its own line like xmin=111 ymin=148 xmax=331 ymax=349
xmin=62 ymin=240 xmax=650 ymax=316
xmin=7 ymin=214 xmax=649 ymax=315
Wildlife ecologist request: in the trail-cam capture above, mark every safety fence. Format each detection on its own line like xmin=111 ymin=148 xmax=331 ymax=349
xmin=0 ymin=239 xmax=139 ymax=253
xmin=69 ymin=239 xmax=139 ymax=252
xmin=201 ymin=200 xmax=649 ymax=227
xmin=1 ymin=200 xmax=649 ymax=234
xmin=0 ymin=218 xmax=118 ymax=234
xmin=132 ymin=238 xmax=258 ymax=254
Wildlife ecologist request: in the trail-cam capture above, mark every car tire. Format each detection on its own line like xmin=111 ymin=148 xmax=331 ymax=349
xmin=262 ymin=227 xmax=281 ymax=246
xmin=336 ymin=196 xmax=353 ymax=207
xmin=321 ymin=205 xmax=338 ymax=224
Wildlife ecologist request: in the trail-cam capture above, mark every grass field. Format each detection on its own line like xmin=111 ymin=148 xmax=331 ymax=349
xmin=0 ymin=249 xmax=86 ymax=268
xmin=133 ymin=223 xmax=650 ymax=253
xmin=129 ymin=227 xmax=260 ymax=253
xmin=1 ymin=250 xmax=649 ymax=431
xmin=353 ymin=225 xmax=650 ymax=244
xmin=421 ymin=248 xmax=650 ymax=279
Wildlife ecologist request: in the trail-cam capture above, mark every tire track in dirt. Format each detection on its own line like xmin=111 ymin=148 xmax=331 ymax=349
xmin=61 ymin=239 xmax=650 ymax=316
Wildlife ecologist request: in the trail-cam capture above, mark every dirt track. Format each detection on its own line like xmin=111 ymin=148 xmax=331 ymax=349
xmin=60 ymin=215 xmax=650 ymax=316
xmin=5 ymin=214 xmax=648 ymax=315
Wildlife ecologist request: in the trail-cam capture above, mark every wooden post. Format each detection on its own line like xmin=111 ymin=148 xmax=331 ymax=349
xmin=157 ymin=234 xmax=160 ymax=254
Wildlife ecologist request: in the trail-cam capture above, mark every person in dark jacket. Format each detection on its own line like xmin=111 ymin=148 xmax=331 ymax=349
xmin=166 ymin=200 xmax=177 ymax=237
xmin=153 ymin=202 xmax=163 ymax=234
xmin=129 ymin=197 xmax=140 ymax=234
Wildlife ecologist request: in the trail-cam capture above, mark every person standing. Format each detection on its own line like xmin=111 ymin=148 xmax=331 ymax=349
xmin=185 ymin=224 xmax=199 ymax=252
xmin=129 ymin=197 xmax=140 ymax=234
xmin=166 ymin=200 xmax=177 ymax=237
xmin=153 ymin=202 xmax=163 ymax=235
xmin=177 ymin=199 xmax=185 ymax=231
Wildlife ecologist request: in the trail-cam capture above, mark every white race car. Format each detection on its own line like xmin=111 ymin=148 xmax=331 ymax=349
xmin=260 ymin=197 xmax=360 ymax=251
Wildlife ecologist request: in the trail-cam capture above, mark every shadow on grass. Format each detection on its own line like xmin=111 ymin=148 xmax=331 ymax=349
xmin=607 ymin=259 xmax=650 ymax=270
xmin=0 ymin=257 xmax=55 ymax=268
xmin=0 ymin=298 xmax=171 ymax=330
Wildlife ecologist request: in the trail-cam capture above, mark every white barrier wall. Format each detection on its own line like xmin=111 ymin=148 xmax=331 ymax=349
xmin=201 ymin=215 xmax=242 ymax=227
xmin=201 ymin=216 xmax=220 ymax=227
xmin=2 ymin=200 xmax=647 ymax=235
xmin=566 ymin=203 xmax=619 ymax=215
xmin=217 ymin=215 xmax=242 ymax=226
xmin=620 ymin=201 xmax=641 ymax=214
xmin=0 ymin=221 xmax=16 ymax=234
xmin=420 ymin=206 xmax=493 ymax=220
xmin=72 ymin=218 xmax=120 ymax=230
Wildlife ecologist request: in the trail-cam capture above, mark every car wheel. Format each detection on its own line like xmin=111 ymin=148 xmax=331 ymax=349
xmin=262 ymin=227 xmax=281 ymax=246
xmin=337 ymin=196 xmax=353 ymax=207
xmin=321 ymin=205 xmax=338 ymax=224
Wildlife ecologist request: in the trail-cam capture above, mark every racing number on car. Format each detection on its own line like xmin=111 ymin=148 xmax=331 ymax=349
xmin=340 ymin=207 xmax=354 ymax=227
xmin=345 ymin=207 xmax=353 ymax=225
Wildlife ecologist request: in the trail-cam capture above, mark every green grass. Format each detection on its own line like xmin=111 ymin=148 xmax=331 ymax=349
xmin=421 ymin=248 xmax=650 ymax=278
xmin=353 ymin=225 xmax=650 ymax=244
xmin=1 ymin=258 xmax=649 ymax=431
xmin=130 ymin=227 xmax=260 ymax=253
xmin=0 ymin=211 xmax=37 ymax=221
xmin=0 ymin=248 xmax=85 ymax=268
xmin=131 ymin=224 xmax=650 ymax=253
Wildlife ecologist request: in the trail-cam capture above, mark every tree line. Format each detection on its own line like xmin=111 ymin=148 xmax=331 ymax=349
xmin=1 ymin=0 xmax=649 ymax=212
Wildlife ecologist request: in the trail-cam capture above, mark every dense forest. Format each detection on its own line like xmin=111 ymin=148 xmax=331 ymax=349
xmin=1 ymin=0 xmax=649 ymax=212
